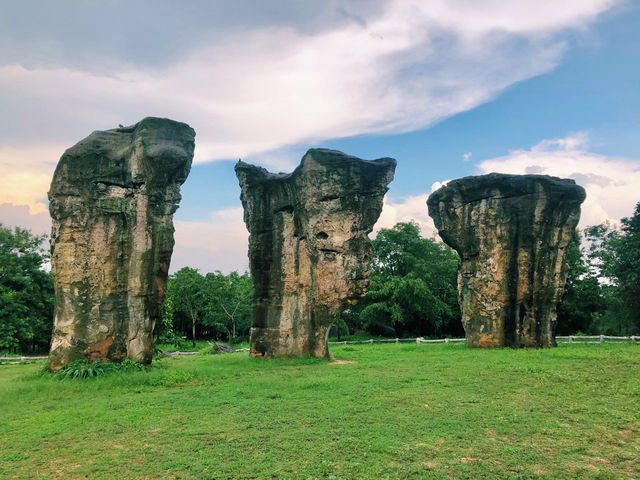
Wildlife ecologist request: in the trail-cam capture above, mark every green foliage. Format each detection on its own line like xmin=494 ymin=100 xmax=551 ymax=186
xmin=1 ymin=344 xmax=638 ymax=478
xmin=55 ymin=360 xmax=108 ymax=379
xmin=355 ymin=222 xmax=461 ymax=337
xmin=0 ymin=224 xmax=53 ymax=354
xmin=331 ymin=316 xmax=350 ymax=340
xmin=608 ymin=202 xmax=640 ymax=332
xmin=162 ymin=268 xmax=253 ymax=345
xmin=557 ymin=203 xmax=640 ymax=335
xmin=556 ymin=231 xmax=607 ymax=334
xmin=201 ymin=271 xmax=252 ymax=342
xmin=54 ymin=358 xmax=145 ymax=379
xmin=155 ymin=294 xmax=189 ymax=349
xmin=168 ymin=267 xmax=208 ymax=347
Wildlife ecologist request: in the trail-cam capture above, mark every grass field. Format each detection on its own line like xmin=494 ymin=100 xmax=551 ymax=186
xmin=1 ymin=343 xmax=638 ymax=479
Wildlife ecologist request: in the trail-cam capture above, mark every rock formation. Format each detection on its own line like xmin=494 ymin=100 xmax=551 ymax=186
xmin=236 ymin=149 xmax=396 ymax=358
xmin=48 ymin=117 xmax=195 ymax=370
xmin=427 ymin=173 xmax=585 ymax=347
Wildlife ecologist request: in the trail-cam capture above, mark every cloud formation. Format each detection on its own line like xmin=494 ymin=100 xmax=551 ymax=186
xmin=0 ymin=0 xmax=617 ymax=213
xmin=0 ymin=203 xmax=51 ymax=235
xmin=375 ymin=194 xmax=435 ymax=237
xmin=477 ymin=133 xmax=640 ymax=227
xmin=0 ymin=1 xmax=626 ymax=273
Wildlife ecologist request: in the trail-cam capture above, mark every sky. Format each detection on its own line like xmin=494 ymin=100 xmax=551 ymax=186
xmin=1 ymin=0 xmax=638 ymax=273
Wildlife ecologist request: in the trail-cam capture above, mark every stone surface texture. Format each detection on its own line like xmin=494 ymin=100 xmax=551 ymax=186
xmin=236 ymin=149 xmax=396 ymax=358
xmin=48 ymin=117 xmax=195 ymax=370
xmin=427 ymin=173 xmax=586 ymax=347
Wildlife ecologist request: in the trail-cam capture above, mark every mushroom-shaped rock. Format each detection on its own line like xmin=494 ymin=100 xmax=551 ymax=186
xmin=236 ymin=149 xmax=396 ymax=358
xmin=48 ymin=117 xmax=195 ymax=370
xmin=427 ymin=173 xmax=586 ymax=347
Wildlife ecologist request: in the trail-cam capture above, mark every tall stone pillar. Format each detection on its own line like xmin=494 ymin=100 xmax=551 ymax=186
xmin=427 ymin=173 xmax=585 ymax=347
xmin=48 ymin=117 xmax=195 ymax=370
xmin=236 ymin=149 xmax=396 ymax=358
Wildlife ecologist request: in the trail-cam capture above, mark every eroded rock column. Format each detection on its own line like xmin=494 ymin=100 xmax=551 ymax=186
xmin=48 ymin=117 xmax=195 ymax=370
xmin=427 ymin=173 xmax=585 ymax=347
xmin=236 ymin=149 xmax=396 ymax=358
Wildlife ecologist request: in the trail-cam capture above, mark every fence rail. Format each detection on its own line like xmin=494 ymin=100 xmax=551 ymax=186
xmin=329 ymin=335 xmax=640 ymax=345
xmin=328 ymin=337 xmax=466 ymax=345
xmin=556 ymin=335 xmax=639 ymax=343
xmin=0 ymin=355 xmax=47 ymax=364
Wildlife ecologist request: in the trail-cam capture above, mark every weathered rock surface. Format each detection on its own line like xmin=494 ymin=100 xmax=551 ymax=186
xmin=236 ymin=149 xmax=396 ymax=358
xmin=427 ymin=173 xmax=586 ymax=347
xmin=48 ymin=117 xmax=195 ymax=370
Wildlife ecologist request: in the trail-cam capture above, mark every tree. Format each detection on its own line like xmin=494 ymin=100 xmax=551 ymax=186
xmin=607 ymin=202 xmax=640 ymax=333
xmin=202 ymin=271 xmax=252 ymax=343
xmin=0 ymin=224 xmax=53 ymax=354
xmin=556 ymin=231 xmax=606 ymax=334
xmin=567 ymin=206 xmax=640 ymax=335
xmin=156 ymin=293 xmax=181 ymax=347
xmin=168 ymin=267 xmax=207 ymax=347
xmin=356 ymin=222 xmax=461 ymax=337
xmin=161 ymin=268 xmax=253 ymax=346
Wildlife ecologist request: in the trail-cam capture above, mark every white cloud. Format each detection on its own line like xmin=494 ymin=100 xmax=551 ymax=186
xmin=463 ymin=152 xmax=472 ymax=162
xmin=0 ymin=1 xmax=622 ymax=272
xmin=430 ymin=180 xmax=452 ymax=193
xmin=0 ymin=203 xmax=51 ymax=236
xmin=374 ymin=194 xmax=436 ymax=238
xmin=0 ymin=1 xmax=617 ymax=202
xmin=420 ymin=0 xmax=616 ymax=35
xmin=172 ymin=208 xmax=249 ymax=274
xmin=0 ymin=145 xmax=62 ymax=213
xmin=477 ymin=133 xmax=640 ymax=226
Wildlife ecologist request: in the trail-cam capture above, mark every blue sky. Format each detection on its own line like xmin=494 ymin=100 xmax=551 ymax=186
xmin=0 ymin=0 xmax=638 ymax=272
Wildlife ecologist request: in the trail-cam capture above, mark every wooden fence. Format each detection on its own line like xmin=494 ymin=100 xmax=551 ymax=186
xmin=329 ymin=335 xmax=640 ymax=345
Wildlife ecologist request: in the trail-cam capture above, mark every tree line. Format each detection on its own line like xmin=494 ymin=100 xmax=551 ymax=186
xmin=1 ymin=201 xmax=639 ymax=354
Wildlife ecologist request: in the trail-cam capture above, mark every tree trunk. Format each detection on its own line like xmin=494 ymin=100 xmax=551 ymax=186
xmin=192 ymin=317 xmax=196 ymax=348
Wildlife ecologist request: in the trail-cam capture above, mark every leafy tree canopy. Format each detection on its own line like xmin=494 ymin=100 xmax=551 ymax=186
xmin=0 ymin=224 xmax=53 ymax=353
xmin=354 ymin=222 xmax=462 ymax=338
xmin=160 ymin=267 xmax=253 ymax=346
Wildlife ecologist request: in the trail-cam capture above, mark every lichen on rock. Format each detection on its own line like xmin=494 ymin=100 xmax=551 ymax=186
xmin=48 ymin=117 xmax=195 ymax=370
xmin=427 ymin=173 xmax=586 ymax=347
xmin=236 ymin=149 xmax=396 ymax=358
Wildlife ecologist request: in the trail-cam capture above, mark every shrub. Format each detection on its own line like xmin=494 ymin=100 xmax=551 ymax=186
xmin=55 ymin=360 xmax=107 ymax=379
xmin=54 ymin=358 xmax=145 ymax=379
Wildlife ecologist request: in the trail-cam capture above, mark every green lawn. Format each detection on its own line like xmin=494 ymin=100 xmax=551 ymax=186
xmin=1 ymin=344 xmax=638 ymax=479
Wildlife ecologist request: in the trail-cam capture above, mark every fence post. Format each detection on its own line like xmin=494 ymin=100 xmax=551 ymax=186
xmin=416 ymin=337 xmax=421 ymax=344
xmin=569 ymin=335 xmax=574 ymax=343
xmin=445 ymin=337 xmax=449 ymax=343
xmin=599 ymin=334 xmax=605 ymax=343
xmin=395 ymin=338 xmax=399 ymax=343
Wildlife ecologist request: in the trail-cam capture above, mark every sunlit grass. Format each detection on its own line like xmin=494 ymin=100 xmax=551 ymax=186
xmin=1 ymin=343 xmax=638 ymax=479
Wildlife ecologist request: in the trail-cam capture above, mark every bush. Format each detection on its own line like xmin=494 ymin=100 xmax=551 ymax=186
xmin=55 ymin=361 xmax=107 ymax=379
xmin=54 ymin=358 xmax=145 ymax=379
